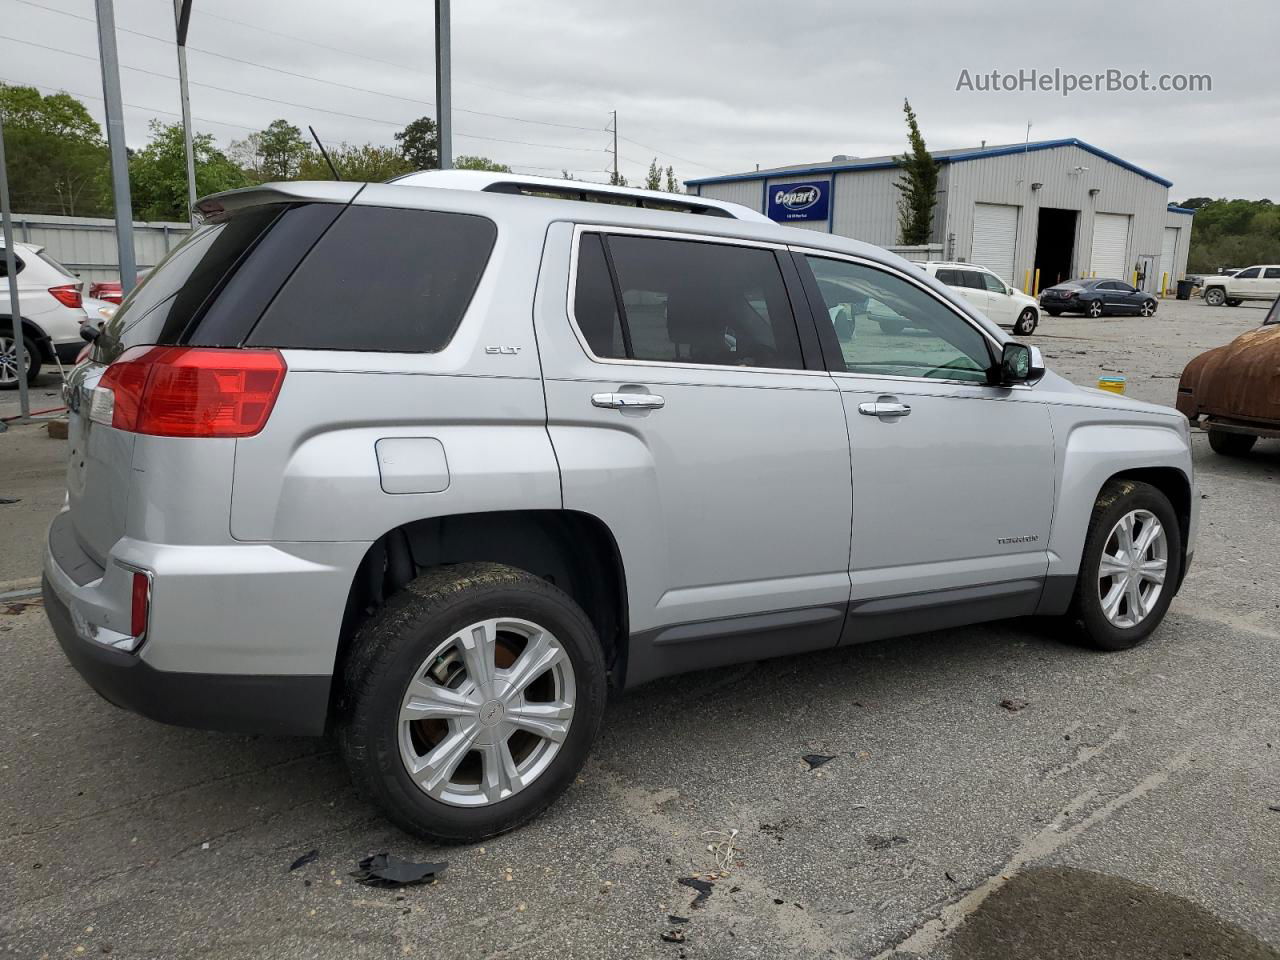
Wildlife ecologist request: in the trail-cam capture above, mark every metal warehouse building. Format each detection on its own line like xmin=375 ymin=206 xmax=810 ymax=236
xmin=687 ymin=138 xmax=1193 ymax=295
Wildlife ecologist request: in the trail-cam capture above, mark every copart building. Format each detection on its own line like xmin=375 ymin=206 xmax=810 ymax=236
xmin=687 ymin=138 xmax=1193 ymax=294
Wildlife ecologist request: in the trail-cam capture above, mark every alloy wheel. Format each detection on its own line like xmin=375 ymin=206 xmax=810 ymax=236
xmin=1140 ymin=300 xmax=1155 ymax=317
xmin=398 ymin=617 xmax=576 ymax=808
xmin=1088 ymin=301 xmax=1103 ymax=317
xmin=0 ymin=335 xmax=30 ymax=386
xmin=1097 ymin=509 xmax=1168 ymax=629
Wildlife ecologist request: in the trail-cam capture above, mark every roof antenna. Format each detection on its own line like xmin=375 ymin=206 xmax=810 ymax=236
xmin=308 ymin=126 xmax=342 ymax=181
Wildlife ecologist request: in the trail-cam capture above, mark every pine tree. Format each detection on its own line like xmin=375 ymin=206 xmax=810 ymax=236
xmin=892 ymin=100 xmax=938 ymax=245
xmin=665 ymin=166 xmax=680 ymax=193
xmin=644 ymin=158 xmax=662 ymax=190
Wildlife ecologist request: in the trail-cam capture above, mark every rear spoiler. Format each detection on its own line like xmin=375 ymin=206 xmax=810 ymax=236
xmin=197 ymin=182 xmax=366 ymax=220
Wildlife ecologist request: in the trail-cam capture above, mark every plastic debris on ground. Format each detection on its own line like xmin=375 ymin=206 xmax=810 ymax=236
xmin=351 ymin=853 xmax=447 ymax=888
xmin=802 ymin=754 xmax=835 ymax=770
xmin=289 ymin=849 xmax=319 ymax=871
xmin=661 ymin=929 xmax=686 ymax=943
xmin=1000 ymin=698 xmax=1029 ymax=712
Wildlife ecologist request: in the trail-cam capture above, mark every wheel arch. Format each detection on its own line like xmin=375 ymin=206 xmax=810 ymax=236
xmin=0 ymin=314 xmax=55 ymax=361
xmin=1106 ymin=466 xmax=1191 ymax=570
xmin=333 ymin=509 xmax=630 ymax=718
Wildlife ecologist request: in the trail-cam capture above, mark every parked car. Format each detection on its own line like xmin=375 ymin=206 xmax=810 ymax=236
xmin=1198 ymin=265 xmax=1280 ymax=307
xmin=1040 ymin=278 xmax=1158 ymax=318
xmin=1176 ymin=294 xmax=1280 ymax=455
xmin=45 ymin=172 xmax=1197 ymax=842
xmin=89 ymin=280 xmax=124 ymax=305
xmin=1 ymin=240 xmax=88 ymax=388
xmin=921 ymin=261 xmax=1041 ymax=335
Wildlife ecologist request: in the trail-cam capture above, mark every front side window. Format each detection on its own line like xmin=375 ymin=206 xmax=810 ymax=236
xmin=805 ymin=256 xmax=993 ymax=382
xmin=572 ymin=232 xmax=804 ymax=370
xmin=980 ymin=272 xmax=1007 ymax=295
xmin=1235 ymin=267 xmax=1260 ymax=279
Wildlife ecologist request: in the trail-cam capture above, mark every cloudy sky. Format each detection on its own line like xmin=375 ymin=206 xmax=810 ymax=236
xmin=2 ymin=0 xmax=1273 ymax=199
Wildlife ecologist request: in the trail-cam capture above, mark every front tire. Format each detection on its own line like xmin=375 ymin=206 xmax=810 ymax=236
xmin=878 ymin=318 xmax=907 ymax=336
xmin=1047 ymin=309 xmax=1062 ymax=317
xmin=1139 ymin=299 xmax=1157 ymax=317
xmin=1208 ymin=429 xmax=1257 ymax=457
xmin=1013 ymin=308 xmax=1039 ymax=335
xmin=1087 ymin=299 xmax=1104 ymax=318
xmin=336 ymin=562 xmax=607 ymax=843
xmin=1065 ymin=480 xmax=1181 ymax=651
xmin=1204 ymin=287 xmax=1225 ymax=306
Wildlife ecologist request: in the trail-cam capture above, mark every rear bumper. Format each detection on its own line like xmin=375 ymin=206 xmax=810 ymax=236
xmin=43 ymin=575 xmax=330 ymax=735
xmin=52 ymin=339 xmax=83 ymax=364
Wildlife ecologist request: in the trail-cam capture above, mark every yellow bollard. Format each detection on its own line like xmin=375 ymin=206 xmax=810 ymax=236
xmin=1160 ymin=271 xmax=1168 ymax=297
xmin=1091 ymin=271 xmax=1096 ymax=278
xmin=1023 ymin=269 xmax=1031 ymax=294
xmin=1033 ymin=268 xmax=1041 ymax=296
xmin=1132 ymin=269 xmax=1139 ymax=288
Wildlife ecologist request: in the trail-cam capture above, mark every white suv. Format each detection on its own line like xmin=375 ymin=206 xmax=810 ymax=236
xmin=1 ymin=241 xmax=89 ymax=388
xmin=922 ymin=261 xmax=1041 ymax=335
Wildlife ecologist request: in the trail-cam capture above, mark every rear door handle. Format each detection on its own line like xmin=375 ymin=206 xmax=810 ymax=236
xmin=592 ymin=392 xmax=665 ymax=410
xmin=858 ymin=400 xmax=911 ymax=418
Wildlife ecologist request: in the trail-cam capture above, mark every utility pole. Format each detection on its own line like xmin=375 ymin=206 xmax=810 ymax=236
xmin=0 ymin=109 xmax=31 ymax=418
xmin=174 ymin=0 xmax=196 ymax=226
xmin=610 ymin=110 xmax=618 ymax=185
xmin=94 ymin=0 xmax=138 ymax=296
xmin=435 ymin=0 xmax=451 ymax=169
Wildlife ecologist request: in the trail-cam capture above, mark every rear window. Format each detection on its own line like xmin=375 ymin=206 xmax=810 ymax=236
xmin=247 ymin=206 xmax=497 ymax=353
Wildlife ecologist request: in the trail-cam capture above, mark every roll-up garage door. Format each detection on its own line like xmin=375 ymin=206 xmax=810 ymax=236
xmin=970 ymin=203 xmax=1019 ymax=282
xmin=1159 ymin=227 xmax=1179 ymax=291
xmin=1090 ymin=213 xmax=1130 ymax=280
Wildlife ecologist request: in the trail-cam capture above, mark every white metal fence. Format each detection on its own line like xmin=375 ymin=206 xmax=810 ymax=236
xmin=885 ymin=243 xmax=945 ymax=263
xmin=5 ymin=213 xmax=191 ymax=286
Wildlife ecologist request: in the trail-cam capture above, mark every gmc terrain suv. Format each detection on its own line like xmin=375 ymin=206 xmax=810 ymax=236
xmin=45 ymin=172 xmax=1196 ymax=842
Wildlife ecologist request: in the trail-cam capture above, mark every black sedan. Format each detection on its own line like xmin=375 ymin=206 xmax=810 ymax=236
xmin=1040 ymin=278 xmax=1158 ymax=318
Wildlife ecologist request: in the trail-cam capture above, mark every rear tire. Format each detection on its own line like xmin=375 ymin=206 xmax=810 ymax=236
xmin=336 ymin=562 xmax=607 ymax=843
xmin=1207 ymin=429 xmax=1257 ymax=457
xmin=1013 ymin=308 xmax=1038 ymax=335
xmin=0 ymin=332 xmax=41 ymax=389
xmin=1064 ymin=480 xmax=1181 ymax=652
xmin=878 ymin=318 xmax=907 ymax=335
xmin=1226 ymin=299 xmax=1242 ymax=307
xmin=1047 ymin=309 xmax=1062 ymax=317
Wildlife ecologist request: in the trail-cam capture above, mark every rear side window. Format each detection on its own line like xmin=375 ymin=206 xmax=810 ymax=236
xmin=573 ymin=232 xmax=804 ymax=370
xmin=934 ymin=268 xmax=959 ymax=285
xmin=0 ymin=254 xmax=25 ymax=278
xmin=248 ymin=206 xmax=497 ymax=353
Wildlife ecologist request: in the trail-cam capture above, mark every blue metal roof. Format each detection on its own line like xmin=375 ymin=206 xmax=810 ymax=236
xmin=1166 ymin=204 xmax=1197 ymax=215
xmin=687 ymin=138 xmax=1174 ymax=189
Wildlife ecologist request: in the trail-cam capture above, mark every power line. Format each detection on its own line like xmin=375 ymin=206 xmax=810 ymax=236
xmin=616 ymin=134 xmax=726 ymax=174
xmin=0 ymin=34 xmax=606 ymax=154
xmin=12 ymin=0 xmax=608 ymax=134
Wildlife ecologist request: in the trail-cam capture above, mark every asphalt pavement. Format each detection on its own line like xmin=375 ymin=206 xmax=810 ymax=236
xmin=2 ymin=297 xmax=1277 ymax=959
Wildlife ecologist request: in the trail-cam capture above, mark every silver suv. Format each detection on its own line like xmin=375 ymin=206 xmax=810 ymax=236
xmin=44 ymin=172 xmax=1196 ymax=842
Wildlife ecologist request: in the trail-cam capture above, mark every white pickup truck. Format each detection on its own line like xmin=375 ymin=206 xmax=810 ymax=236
xmin=1200 ymin=265 xmax=1280 ymax=306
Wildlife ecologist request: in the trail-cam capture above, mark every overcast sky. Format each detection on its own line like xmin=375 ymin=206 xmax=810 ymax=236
xmin=3 ymin=0 xmax=1273 ymax=199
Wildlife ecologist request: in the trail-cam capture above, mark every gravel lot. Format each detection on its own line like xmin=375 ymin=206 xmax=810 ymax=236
xmin=2 ymin=297 xmax=1277 ymax=960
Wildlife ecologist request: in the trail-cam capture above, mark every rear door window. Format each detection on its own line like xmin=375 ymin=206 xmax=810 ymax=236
xmin=572 ymin=232 xmax=804 ymax=370
xmin=0 ymin=254 xmax=25 ymax=278
xmin=248 ymin=206 xmax=497 ymax=353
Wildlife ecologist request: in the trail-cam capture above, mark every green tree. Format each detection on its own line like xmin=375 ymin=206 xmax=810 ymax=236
xmin=231 ymin=119 xmax=309 ymax=182
xmin=395 ymin=116 xmax=439 ymax=170
xmin=1181 ymin=198 xmax=1280 ymax=272
xmin=0 ymin=83 xmax=110 ymax=215
xmin=664 ymin=165 xmax=680 ymax=193
xmin=129 ymin=120 xmax=248 ymax=220
xmin=453 ymin=155 xmax=511 ymax=172
xmin=609 ymin=169 xmax=628 ymax=187
xmin=296 ymin=143 xmax=413 ymax=182
xmin=892 ymin=99 xmax=938 ymax=245
xmin=643 ymin=157 xmax=662 ymax=190
xmin=561 ymin=169 xmax=576 ymax=180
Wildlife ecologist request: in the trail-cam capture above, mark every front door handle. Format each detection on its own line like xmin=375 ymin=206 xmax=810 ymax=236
xmin=858 ymin=400 xmax=911 ymax=418
xmin=592 ymin=392 xmax=665 ymax=410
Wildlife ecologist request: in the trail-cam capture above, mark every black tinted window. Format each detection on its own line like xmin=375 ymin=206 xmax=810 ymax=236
xmin=0 ymin=254 xmax=25 ymax=278
xmin=573 ymin=234 xmax=625 ymax=357
xmin=575 ymin=233 xmax=803 ymax=370
xmin=101 ymin=204 xmax=292 ymax=361
xmin=934 ymin=268 xmax=959 ymax=285
xmin=249 ymin=206 xmax=496 ymax=353
xmin=959 ymin=270 xmax=986 ymax=290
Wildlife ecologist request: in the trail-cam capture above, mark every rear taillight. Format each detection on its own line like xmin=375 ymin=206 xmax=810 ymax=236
xmin=89 ymin=346 xmax=287 ymax=437
xmin=49 ymin=283 xmax=82 ymax=308
xmin=130 ymin=571 xmax=150 ymax=638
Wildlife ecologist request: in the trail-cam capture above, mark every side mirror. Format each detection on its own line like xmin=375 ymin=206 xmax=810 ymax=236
xmin=994 ymin=341 xmax=1044 ymax=385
